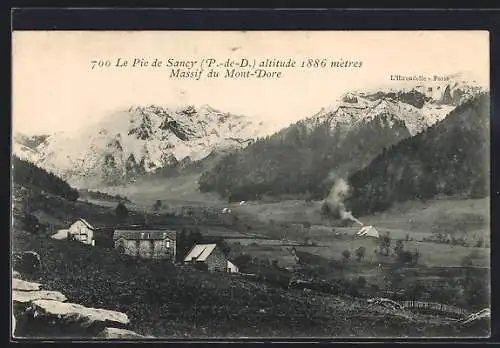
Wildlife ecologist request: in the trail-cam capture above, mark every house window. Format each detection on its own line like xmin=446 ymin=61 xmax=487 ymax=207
xmin=166 ymin=240 xmax=170 ymax=248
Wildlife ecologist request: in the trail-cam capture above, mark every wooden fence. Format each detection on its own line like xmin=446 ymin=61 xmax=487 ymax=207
xmin=401 ymin=300 xmax=470 ymax=318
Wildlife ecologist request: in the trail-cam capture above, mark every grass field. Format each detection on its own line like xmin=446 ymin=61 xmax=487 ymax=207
xmin=231 ymin=197 xmax=489 ymax=236
xmin=93 ymin=173 xmax=224 ymax=210
xmin=13 ymin=229 xmax=487 ymax=338
xmin=228 ymin=236 xmax=489 ymax=269
xmin=12 ymin=181 xmax=491 ymax=338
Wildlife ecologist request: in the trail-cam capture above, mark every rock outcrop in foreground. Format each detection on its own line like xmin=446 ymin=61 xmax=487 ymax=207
xmin=12 ymin=270 xmax=147 ymax=339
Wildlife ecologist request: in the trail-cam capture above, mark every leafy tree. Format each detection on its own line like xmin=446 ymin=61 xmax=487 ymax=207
xmin=153 ymin=200 xmax=162 ymax=212
xmin=379 ymin=233 xmax=391 ymax=256
xmin=355 ymin=246 xmax=366 ymax=261
xmin=342 ymin=250 xmax=351 ymax=262
xmin=176 ymin=229 xmax=188 ymax=262
xmin=412 ymin=249 xmax=421 ymax=265
xmin=217 ymin=239 xmax=231 ymax=256
xmin=115 ymin=202 xmax=129 ymax=222
xmin=176 ymin=228 xmax=205 ymax=262
xmin=394 ymin=240 xmax=404 ymax=257
xmin=397 ymin=250 xmax=415 ymax=264
xmin=23 ymin=213 xmax=42 ymax=234
xmin=233 ymin=254 xmax=252 ymax=271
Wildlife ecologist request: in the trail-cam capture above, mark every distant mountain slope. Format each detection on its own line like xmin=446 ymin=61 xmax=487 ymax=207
xmin=13 ymin=105 xmax=279 ymax=188
xmin=12 ymin=155 xmax=79 ymax=201
xmin=345 ymin=93 xmax=489 ymax=216
xmin=199 ymin=108 xmax=412 ymax=201
xmin=198 ymin=78 xmax=483 ymax=201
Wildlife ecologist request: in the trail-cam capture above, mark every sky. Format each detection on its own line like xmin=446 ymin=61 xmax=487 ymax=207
xmin=12 ymin=31 xmax=489 ymax=136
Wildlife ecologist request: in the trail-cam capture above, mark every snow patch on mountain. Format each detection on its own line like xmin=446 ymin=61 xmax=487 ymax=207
xmin=308 ymin=75 xmax=482 ymax=136
xmin=309 ymin=96 xmax=451 ymax=136
xmin=13 ymin=104 xmax=282 ymax=187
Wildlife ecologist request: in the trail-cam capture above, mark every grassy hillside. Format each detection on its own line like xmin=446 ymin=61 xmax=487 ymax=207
xmin=12 ymin=229 xmax=487 ymax=338
xmin=93 ymin=173 xmax=223 ymax=211
xmin=346 ymin=94 xmax=489 ymax=216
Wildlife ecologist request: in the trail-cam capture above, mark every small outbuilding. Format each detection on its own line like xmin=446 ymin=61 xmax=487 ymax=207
xmin=184 ymin=243 xmax=238 ymax=273
xmin=67 ymin=218 xmax=96 ymax=245
xmin=356 ymin=225 xmax=380 ymax=238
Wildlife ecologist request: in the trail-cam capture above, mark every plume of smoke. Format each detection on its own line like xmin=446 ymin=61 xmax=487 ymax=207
xmin=324 ymin=178 xmax=363 ymax=226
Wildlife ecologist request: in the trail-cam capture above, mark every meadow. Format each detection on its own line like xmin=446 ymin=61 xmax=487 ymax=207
xmin=13 ymin=228 xmax=486 ymax=338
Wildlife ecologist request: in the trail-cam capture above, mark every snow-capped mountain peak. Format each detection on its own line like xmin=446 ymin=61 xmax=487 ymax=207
xmin=13 ymin=104 xmax=280 ymax=188
xmin=308 ymin=75 xmax=483 ymax=136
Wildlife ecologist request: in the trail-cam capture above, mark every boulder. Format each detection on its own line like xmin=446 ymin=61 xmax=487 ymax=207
xmin=12 ymin=279 xmax=42 ymax=291
xmin=13 ymin=290 xmax=67 ymax=304
xmin=28 ymin=300 xmax=129 ymax=327
xmin=98 ymin=327 xmax=146 ymax=339
xmin=15 ymin=300 xmax=130 ymax=338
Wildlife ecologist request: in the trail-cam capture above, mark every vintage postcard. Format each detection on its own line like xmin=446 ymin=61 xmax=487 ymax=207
xmin=11 ymin=30 xmax=490 ymax=339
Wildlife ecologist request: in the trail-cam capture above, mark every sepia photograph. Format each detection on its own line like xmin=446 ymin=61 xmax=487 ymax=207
xmin=11 ymin=30 xmax=491 ymax=339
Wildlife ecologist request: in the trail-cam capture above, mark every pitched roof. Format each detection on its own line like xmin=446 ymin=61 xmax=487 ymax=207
xmin=184 ymin=244 xmax=217 ymax=262
xmin=113 ymin=229 xmax=176 ymax=241
xmin=357 ymin=225 xmax=379 ymax=236
xmin=78 ymin=218 xmax=95 ymax=230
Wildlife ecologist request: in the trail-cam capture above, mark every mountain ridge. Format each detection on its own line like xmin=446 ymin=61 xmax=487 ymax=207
xmin=13 ymin=104 xmax=281 ymax=188
xmin=197 ymin=77 xmax=485 ymax=201
xmin=344 ymin=92 xmax=489 ymax=217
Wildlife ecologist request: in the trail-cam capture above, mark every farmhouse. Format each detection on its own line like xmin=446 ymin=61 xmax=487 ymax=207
xmin=356 ymin=225 xmax=380 ymax=238
xmin=113 ymin=229 xmax=177 ymax=261
xmin=184 ymin=243 xmax=239 ymax=273
xmin=67 ymin=218 xmax=96 ymax=245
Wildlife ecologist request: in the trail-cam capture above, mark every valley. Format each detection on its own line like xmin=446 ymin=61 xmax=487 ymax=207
xmin=10 ymin=185 xmax=490 ymax=338
xmin=11 ymin=76 xmax=491 ymax=338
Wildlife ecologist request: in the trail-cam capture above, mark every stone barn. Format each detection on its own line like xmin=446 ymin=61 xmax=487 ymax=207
xmin=184 ymin=243 xmax=239 ymax=273
xmin=113 ymin=229 xmax=176 ymax=261
xmin=67 ymin=218 xmax=96 ymax=245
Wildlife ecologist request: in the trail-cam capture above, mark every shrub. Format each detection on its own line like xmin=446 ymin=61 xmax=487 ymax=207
xmin=115 ymin=202 xmax=129 ymax=222
xmin=379 ymin=233 xmax=391 ymax=256
xmin=355 ymin=246 xmax=366 ymax=261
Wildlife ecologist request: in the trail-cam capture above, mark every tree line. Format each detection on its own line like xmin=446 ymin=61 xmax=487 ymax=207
xmin=199 ymin=110 xmax=411 ymax=202
xmin=12 ymin=155 xmax=79 ymax=201
xmin=345 ymin=93 xmax=489 ymax=216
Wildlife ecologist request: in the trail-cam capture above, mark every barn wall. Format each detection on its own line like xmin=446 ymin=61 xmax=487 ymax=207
xmin=205 ymin=247 xmax=227 ymax=272
xmin=138 ymin=240 xmax=153 ymax=258
xmin=227 ymin=261 xmax=239 ymax=273
xmin=115 ymin=237 xmax=176 ymax=260
xmin=125 ymin=240 xmax=138 ymax=256
xmin=151 ymin=239 xmax=176 ymax=261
